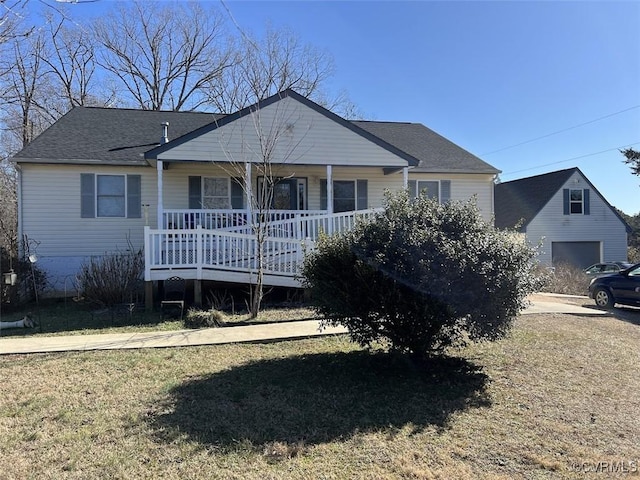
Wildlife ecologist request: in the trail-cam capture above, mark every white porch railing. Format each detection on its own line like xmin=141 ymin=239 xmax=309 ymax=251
xmin=145 ymin=208 xmax=381 ymax=284
xmin=144 ymin=226 xmax=314 ymax=282
xmin=163 ymin=208 xmax=380 ymax=239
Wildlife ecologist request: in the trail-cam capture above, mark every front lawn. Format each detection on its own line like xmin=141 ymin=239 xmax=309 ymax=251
xmin=1 ymin=312 xmax=639 ymax=479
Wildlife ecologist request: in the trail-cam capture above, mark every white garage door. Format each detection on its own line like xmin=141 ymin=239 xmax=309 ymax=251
xmin=551 ymin=241 xmax=600 ymax=269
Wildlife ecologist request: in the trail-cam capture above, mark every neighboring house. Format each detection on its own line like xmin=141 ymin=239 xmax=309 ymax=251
xmin=12 ymin=89 xmax=499 ymax=302
xmin=494 ymin=167 xmax=630 ymax=268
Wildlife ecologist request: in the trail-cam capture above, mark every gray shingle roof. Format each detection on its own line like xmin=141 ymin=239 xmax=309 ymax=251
xmin=13 ymin=92 xmax=498 ymax=176
xmin=13 ymin=107 xmax=225 ymax=165
xmin=494 ymin=168 xmax=579 ymax=230
xmin=353 ymin=121 xmax=500 ymax=174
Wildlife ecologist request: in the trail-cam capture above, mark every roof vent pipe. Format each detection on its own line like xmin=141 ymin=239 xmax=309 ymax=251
xmin=162 ymin=122 xmax=169 ymax=144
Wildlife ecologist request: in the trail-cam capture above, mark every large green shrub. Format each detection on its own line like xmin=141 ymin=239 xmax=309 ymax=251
xmin=302 ymin=192 xmax=544 ymax=359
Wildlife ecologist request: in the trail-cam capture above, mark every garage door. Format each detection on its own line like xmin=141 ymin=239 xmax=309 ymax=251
xmin=551 ymin=242 xmax=600 ymax=269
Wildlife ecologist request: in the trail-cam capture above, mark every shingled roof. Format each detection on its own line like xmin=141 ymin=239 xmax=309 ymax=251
xmin=353 ymin=121 xmax=499 ymax=174
xmin=13 ymin=107 xmax=225 ymax=165
xmin=13 ymin=91 xmax=498 ymax=175
xmin=494 ymin=167 xmax=583 ymax=230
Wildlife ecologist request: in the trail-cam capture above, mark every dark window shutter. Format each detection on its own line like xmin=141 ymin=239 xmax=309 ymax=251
xmin=81 ymin=173 xmax=95 ymax=218
xmin=127 ymin=175 xmax=141 ymax=218
xmin=408 ymin=180 xmax=417 ymax=198
xmin=320 ymin=180 xmax=327 ymax=210
xmin=583 ymin=189 xmax=590 ymax=215
xmin=356 ymin=180 xmax=368 ymax=210
xmin=188 ymin=176 xmax=202 ymax=209
xmin=441 ymin=180 xmax=451 ymax=203
xmin=231 ymin=178 xmax=244 ymax=209
xmin=563 ymin=189 xmax=570 ymax=215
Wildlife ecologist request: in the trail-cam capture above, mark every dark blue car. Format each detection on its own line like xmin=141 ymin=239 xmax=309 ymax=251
xmin=588 ymin=263 xmax=640 ymax=308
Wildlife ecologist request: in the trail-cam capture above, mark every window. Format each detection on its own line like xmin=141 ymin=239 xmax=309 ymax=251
xmin=189 ymin=176 xmax=244 ymax=209
xmin=203 ymin=177 xmax=230 ymax=209
xmin=570 ymin=189 xmax=583 ymax=214
xmin=81 ymin=173 xmax=141 ymax=218
xmin=97 ymin=175 xmax=125 ymax=217
xmin=320 ymin=179 xmax=368 ymax=213
xmin=408 ymin=179 xmax=451 ymax=203
xmin=562 ymin=188 xmax=590 ymax=216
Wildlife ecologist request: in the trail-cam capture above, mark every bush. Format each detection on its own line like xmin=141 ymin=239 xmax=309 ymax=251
xmin=302 ymin=192 xmax=544 ymax=360
xmin=184 ymin=308 xmax=225 ymax=328
xmin=543 ymin=263 xmax=590 ymax=295
xmin=77 ymin=250 xmax=144 ymax=308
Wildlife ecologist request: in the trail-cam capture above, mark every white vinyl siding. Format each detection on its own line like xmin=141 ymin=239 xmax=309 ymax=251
xmin=21 ymin=164 xmax=155 ymax=257
xmin=524 ymin=171 xmax=627 ymax=265
xmin=409 ymin=173 xmax=495 ymax=223
xmin=155 ymin=96 xmax=409 ymax=168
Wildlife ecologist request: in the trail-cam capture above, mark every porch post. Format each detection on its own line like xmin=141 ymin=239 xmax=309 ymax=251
xmin=326 ymin=164 xmax=333 ymax=234
xmin=157 ymin=160 xmax=164 ymax=228
xmin=403 ymin=166 xmax=409 ymax=188
xmin=245 ymin=162 xmax=252 ymax=226
xmin=326 ymin=165 xmax=333 ymax=213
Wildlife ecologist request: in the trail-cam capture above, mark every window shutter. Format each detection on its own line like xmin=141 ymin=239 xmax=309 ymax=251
xmin=441 ymin=180 xmax=451 ymax=203
xmin=188 ymin=176 xmax=202 ymax=209
xmin=81 ymin=174 xmax=95 ymax=218
xmin=563 ymin=189 xmax=570 ymax=215
xmin=320 ymin=180 xmax=327 ymax=210
xmin=231 ymin=178 xmax=244 ymax=209
xmin=583 ymin=189 xmax=590 ymax=215
xmin=356 ymin=180 xmax=368 ymax=210
xmin=127 ymin=175 xmax=141 ymax=218
xmin=408 ymin=180 xmax=417 ymax=198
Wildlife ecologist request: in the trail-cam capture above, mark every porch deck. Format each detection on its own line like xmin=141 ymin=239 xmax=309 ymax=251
xmin=144 ymin=209 xmax=380 ymax=288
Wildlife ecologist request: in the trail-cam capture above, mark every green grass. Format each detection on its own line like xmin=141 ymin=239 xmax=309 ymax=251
xmin=0 ymin=299 xmax=320 ymax=338
xmin=1 ymin=311 xmax=639 ymax=479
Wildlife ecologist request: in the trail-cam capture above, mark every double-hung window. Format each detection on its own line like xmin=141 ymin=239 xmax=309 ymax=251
xmin=188 ymin=176 xmax=244 ymax=209
xmin=320 ymin=179 xmax=368 ymax=213
xmin=81 ymin=173 xmax=141 ymax=218
xmin=563 ymin=188 xmax=590 ymax=215
xmin=408 ymin=179 xmax=451 ymax=203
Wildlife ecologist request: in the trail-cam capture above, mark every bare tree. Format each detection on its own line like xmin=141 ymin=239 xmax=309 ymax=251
xmin=219 ymin=97 xmax=310 ymax=317
xmin=1 ymin=32 xmax=54 ymax=149
xmin=0 ymin=160 xmax=17 ymax=252
xmin=93 ymin=0 xmax=235 ymax=111
xmin=207 ymin=24 xmax=335 ymax=113
xmin=0 ymin=0 xmax=33 ymax=46
xmin=40 ymin=14 xmax=111 ymax=111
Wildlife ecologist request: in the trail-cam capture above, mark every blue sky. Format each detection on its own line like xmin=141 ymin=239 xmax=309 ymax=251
xmin=42 ymin=1 xmax=640 ymax=215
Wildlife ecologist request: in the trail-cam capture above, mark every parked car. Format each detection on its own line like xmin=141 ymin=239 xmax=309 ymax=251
xmin=584 ymin=262 xmax=634 ymax=277
xmin=588 ymin=263 xmax=640 ymax=308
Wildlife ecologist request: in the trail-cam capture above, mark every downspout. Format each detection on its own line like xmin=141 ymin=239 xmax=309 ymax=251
xmin=156 ymin=122 xmax=169 ymax=229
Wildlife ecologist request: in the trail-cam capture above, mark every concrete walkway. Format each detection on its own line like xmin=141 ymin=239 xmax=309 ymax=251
xmin=0 ymin=296 xmax=604 ymax=355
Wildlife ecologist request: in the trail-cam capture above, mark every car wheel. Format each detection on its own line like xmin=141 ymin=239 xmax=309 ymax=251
xmin=593 ymin=288 xmax=614 ymax=309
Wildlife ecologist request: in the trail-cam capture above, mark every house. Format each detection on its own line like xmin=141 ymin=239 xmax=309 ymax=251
xmin=494 ymin=167 xmax=630 ymax=268
xmin=12 ymin=89 xmax=500 ymax=304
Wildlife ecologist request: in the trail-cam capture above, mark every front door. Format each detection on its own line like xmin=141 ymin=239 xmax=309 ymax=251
xmin=260 ymin=177 xmax=307 ymax=210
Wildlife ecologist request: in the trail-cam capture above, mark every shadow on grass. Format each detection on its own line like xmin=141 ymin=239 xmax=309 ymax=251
xmin=149 ymin=351 xmax=490 ymax=450
xmin=576 ymin=303 xmax=640 ymax=326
